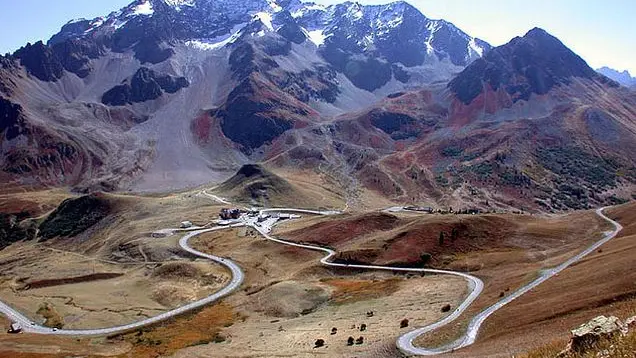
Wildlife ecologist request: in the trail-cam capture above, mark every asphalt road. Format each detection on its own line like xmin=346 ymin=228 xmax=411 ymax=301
xmin=396 ymin=207 xmax=623 ymax=355
xmin=0 ymin=225 xmax=245 ymax=336
xmin=248 ymin=206 xmax=622 ymax=355
xmin=0 ymin=199 xmax=623 ymax=358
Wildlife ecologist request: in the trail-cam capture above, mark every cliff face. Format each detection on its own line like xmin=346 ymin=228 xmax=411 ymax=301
xmin=3 ymin=1 xmax=636 ymax=212
xmin=102 ymin=67 xmax=189 ymax=106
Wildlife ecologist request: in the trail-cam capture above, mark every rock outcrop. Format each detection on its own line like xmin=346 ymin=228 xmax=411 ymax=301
xmin=101 ymin=67 xmax=189 ymax=106
xmin=559 ymin=315 xmax=628 ymax=356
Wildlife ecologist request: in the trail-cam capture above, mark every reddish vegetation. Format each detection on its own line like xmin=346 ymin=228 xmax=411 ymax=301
xmin=447 ymin=85 xmax=518 ymax=127
xmin=286 ymin=212 xmax=401 ymax=247
xmin=371 ymin=216 xmax=514 ymax=266
xmin=23 ymin=273 xmax=124 ymax=290
xmin=115 ymin=303 xmax=238 ymax=358
xmin=322 ymin=278 xmax=402 ymax=304
xmin=190 ymin=112 xmax=212 ymax=144
xmin=382 ymin=90 xmax=443 ymax=114
xmin=285 ymin=213 xmax=517 ymax=267
xmin=446 ymin=203 xmax=636 ymax=357
xmin=0 ymin=198 xmax=39 ymax=216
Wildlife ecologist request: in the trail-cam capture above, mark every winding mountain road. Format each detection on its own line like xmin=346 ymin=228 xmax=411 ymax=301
xmin=248 ymin=207 xmax=622 ymax=355
xmin=396 ymin=207 xmax=623 ymax=355
xmin=0 ymin=224 xmax=245 ymax=336
xmin=0 ymin=197 xmax=623 ymax=358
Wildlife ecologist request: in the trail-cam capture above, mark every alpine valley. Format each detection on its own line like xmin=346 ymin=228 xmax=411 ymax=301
xmin=1 ymin=0 xmax=636 ymax=212
xmin=4 ymin=2 xmax=636 ymax=358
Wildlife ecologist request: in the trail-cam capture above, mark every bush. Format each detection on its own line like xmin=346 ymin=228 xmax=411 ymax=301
xmin=441 ymin=146 xmax=464 ymax=158
xmin=419 ymin=253 xmax=432 ymax=266
xmin=39 ymin=194 xmax=111 ymax=240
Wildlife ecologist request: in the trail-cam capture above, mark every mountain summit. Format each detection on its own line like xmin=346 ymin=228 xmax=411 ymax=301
xmin=449 ymin=27 xmax=604 ymax=105
xmin=43 ymin=0 xmax=490 ymax=86
xmin=1 ymin=1 xmax=636 ymax=212
xmin=597 ymin=66 xmax=636 ymax=87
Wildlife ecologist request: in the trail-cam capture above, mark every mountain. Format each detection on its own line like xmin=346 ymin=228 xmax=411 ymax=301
xmin=597 ymin=66 xmax=636 ymax=87
xmin=449 ymin=28 xmax=599 ymax=105
xmin=0 ymin=0 xmax=490 ymax=192
xmin=274 ymin=27 xmax=636 ymax=211
xmin=1 ymin=1 xmax=636 ymax=212
xmin=42 ymin=0 xmax=491 ymax=88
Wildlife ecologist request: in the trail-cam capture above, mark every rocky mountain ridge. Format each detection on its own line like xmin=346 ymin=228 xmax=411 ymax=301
xmin=597 ymin=66 xmax=636 ymax=88
xmin=1 ymin=0 xmax=635 ymax=212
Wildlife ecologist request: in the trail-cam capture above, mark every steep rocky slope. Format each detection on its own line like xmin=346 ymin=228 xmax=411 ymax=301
xmin=0 ymin=0 xmax=489 ymax=193
xmin=597 ymin=66 xmax=636 ymax=87
xmin=276 ymin=28 xmax=636 ymax=211
xmin=1 ymin=1 xmax=636 ymax=212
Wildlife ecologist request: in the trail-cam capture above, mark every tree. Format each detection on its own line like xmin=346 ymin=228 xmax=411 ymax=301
xmin=400 ymin=319 xmax=409 ymax=328
xmin=347 ymin=336 xmax=355 ymax=346
xmin=355 ymin=336 xmax=364 ymax=345
xmin=451 ymin=228 xmax=458 ymax=241
xmin=438 ymin=231 xmax=445 ymax=246
xmin=314 ymin=339 xmax=325 ymax=348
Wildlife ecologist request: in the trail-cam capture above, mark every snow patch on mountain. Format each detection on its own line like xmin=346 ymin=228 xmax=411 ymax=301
xmin=305 ymin=29 xmax=326 ymax=46
xmin=67 ymin=18 xmax=88 ymax=24
xmin=163 ymin=0 xmax=196 ymax=10
xmin=468 ymin=38 xmax=484 ymax=57
xmin=347 ymin=3 xmax=364 ymax=21
xmin=291 ymin=3 xmax=327 ymax=18
xmin=267 ymin=0 xmax=282 ymax=12
xmin=185 ymin=23 xmax=246 ymax=51
xmin=424 ymin=21 xmax=440 ymax=54
xmin=255 ymin=12 xmax=274 ymax=31
xmin=131 ymin=1 xmax=154 ymax=16
xmin=83 ymin=18 xmax=105 ymax=33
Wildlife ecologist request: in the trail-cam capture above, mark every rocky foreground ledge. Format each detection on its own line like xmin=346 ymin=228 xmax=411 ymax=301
xmin=557 ymin=315 xmax=636 ymax=357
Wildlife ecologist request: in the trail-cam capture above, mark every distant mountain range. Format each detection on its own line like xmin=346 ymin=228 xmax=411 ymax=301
xmin=597 ymin=66 xmax=636 ymax=88
xmin=1 ymin=0 xmax=635 ymax=212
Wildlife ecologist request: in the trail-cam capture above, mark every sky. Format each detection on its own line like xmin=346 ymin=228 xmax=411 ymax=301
xmin=0 ymin=0 xmax=634 ymax=74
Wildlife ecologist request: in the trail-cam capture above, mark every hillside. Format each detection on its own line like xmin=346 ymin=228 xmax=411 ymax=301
xmin=0 ymin=1 xmax=635 ymax=214
xmin=0 ymin=0 xmax=489 ymax=195
xmin=441 ymin=202 xmax=636 ymax=357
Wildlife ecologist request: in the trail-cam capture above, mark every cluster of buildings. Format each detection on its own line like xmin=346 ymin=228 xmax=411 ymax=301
xmin=220 ymin=208 xmax=242 ymax=220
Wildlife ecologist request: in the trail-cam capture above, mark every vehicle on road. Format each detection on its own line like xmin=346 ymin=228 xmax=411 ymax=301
xmin=8 ymin=322 xmax=22 ymax=333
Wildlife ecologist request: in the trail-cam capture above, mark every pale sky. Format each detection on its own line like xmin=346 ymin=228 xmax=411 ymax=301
xmin=0 ymin=0 xmax=634 ymax=74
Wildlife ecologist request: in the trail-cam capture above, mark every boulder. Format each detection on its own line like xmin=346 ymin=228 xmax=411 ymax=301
xmin=562 ymin=316 xmax=627 ymax=355
xmin=626 ymin=316 xmax=636 ymax=331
